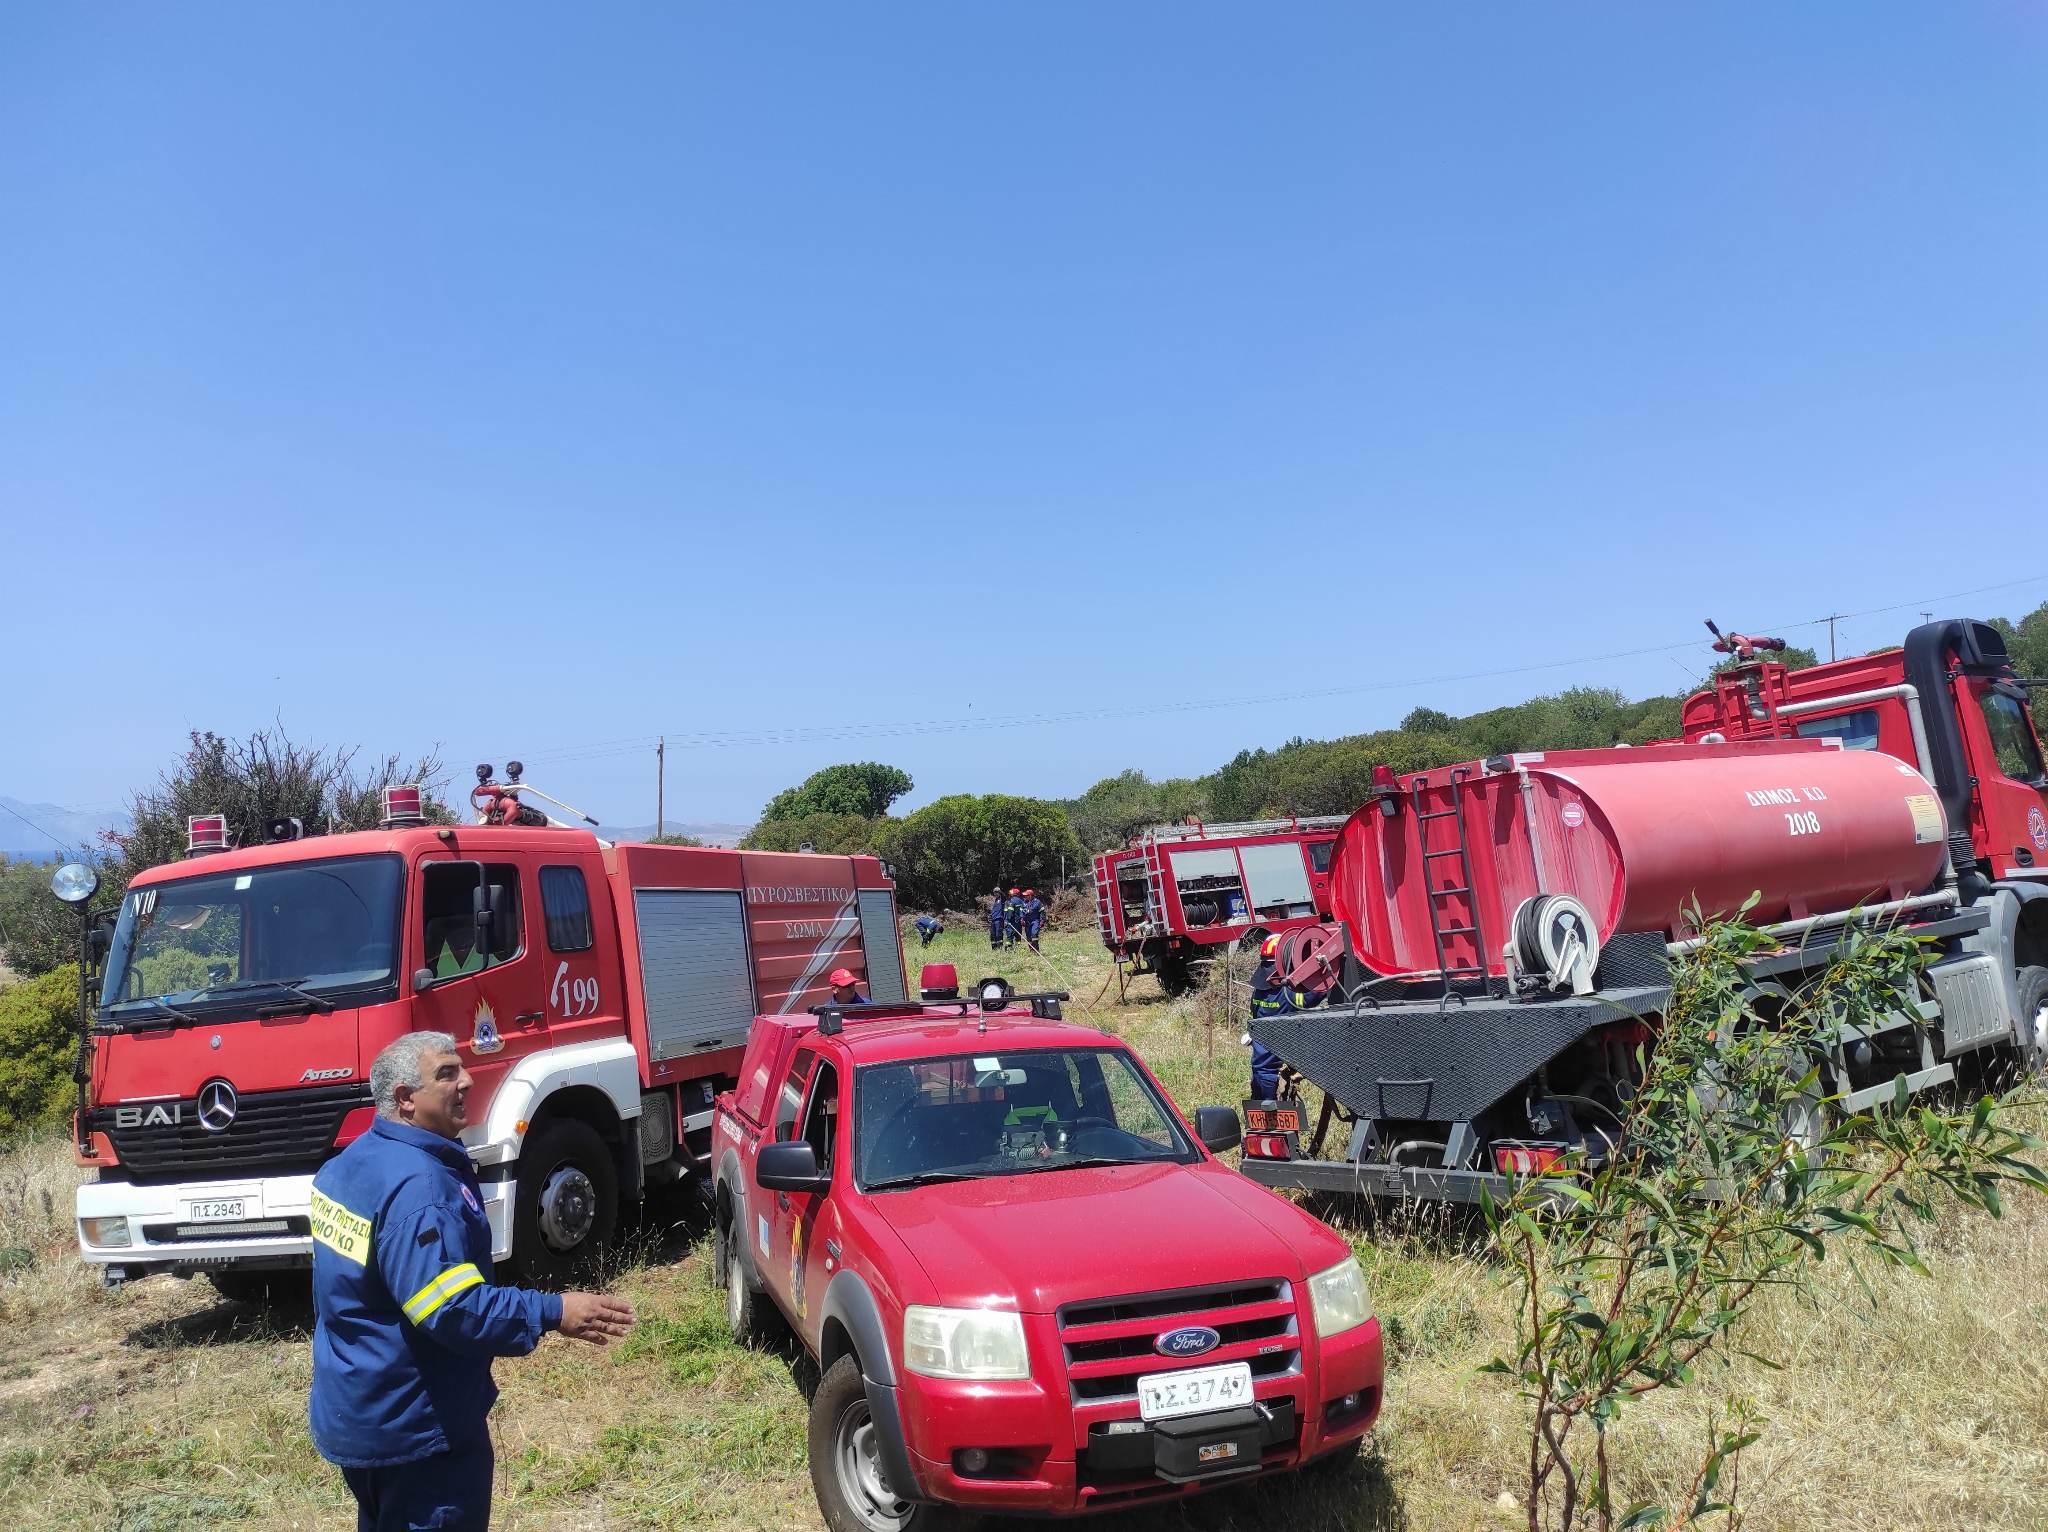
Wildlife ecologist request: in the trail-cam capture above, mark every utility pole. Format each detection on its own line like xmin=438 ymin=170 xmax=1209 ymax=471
xmin=1825 ymin=613 xmax=1842 ymax=662
xmin=655 ymin=737 xmax=665 ymax=838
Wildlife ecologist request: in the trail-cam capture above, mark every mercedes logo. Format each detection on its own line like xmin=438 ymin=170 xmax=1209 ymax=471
xmin=196 ymin=1079 xmax=239 ymax=1133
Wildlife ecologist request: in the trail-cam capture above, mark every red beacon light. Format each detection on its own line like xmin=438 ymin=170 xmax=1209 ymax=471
xmin=186 ymin=814 xmax=229 ymax=856
xmin=380 ymin=784 xmax=425 ymax=828
xmin=1371 ymin=763 xmax=1401 ymax=818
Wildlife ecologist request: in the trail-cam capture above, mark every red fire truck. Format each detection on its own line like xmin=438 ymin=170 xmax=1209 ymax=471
xmin=1093 ymin=817 xmax=1347 ymax=994
xmin=1238 ymin=618 xmax=2048 ymax=1203
xmin=68 ymin=774 xmax=909 ymax=1294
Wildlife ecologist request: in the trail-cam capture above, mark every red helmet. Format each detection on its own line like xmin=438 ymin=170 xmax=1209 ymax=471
xmin=1023 ymin=888 xmax=1036 ymax=897
xmin=1008 ymin=887 xmax=1021 ymax=896
xmin=828 ymin=968 xmax=857 ymax=989
xmin=1260 ymin=935 xmax=1281 ymax=959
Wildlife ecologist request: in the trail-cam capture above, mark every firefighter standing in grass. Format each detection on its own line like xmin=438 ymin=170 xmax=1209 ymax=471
xmin=310 ymin=1031 xmax=635 ymax=1532
xmin=1019 ymin=889 xmax=1046 ymax=952
xmin=1003 ymin=887 xmax=1026 ymax=948
xmin=988 ymin=886 xmax=1007 ymax=951
xmin=1245 ymin=935 xmax=1302 ymax=1100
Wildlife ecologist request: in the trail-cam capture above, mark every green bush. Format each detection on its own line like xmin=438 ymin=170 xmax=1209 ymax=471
xmin=0 ymin=965 xmax=84 ymax=1139
xmin=877 ymin=795 xmax=1080 ymax=911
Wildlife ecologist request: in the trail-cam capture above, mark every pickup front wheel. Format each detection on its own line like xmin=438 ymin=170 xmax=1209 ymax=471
xmin=725 ymin=1224 xmax=765 ymax=1346
xmin=811 ymin=1354 xmax=956 ymax=1532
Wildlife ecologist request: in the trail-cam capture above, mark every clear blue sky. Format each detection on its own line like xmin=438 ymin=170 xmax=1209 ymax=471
xmin=4 ymin=5 xmax=2044 ymax=831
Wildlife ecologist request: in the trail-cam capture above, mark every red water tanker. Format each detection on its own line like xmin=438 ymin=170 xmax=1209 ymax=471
xmin=1330 ymin=740 xmax=1949 ymax=982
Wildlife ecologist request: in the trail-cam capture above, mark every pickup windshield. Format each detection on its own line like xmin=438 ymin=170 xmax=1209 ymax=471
xmin=856 ymin=1046 xmax=1197 ymax=1190
xmin=99 ymin=854 xmax=403 ymax=1025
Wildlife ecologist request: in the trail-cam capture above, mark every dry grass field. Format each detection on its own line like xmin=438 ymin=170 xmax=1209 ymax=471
xmin=2 ymin=926 xmax=2044 ymax=1531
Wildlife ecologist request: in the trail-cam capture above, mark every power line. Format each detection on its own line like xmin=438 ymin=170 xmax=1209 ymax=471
xmin=0 ymin=798 xmax=84 ymax=856
xmin=517 ymin=571 xmax=2048 ymax=768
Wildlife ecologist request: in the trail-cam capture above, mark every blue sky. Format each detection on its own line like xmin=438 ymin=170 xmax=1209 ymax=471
xmin=3 ymin=5 xmax=2044 ymax=834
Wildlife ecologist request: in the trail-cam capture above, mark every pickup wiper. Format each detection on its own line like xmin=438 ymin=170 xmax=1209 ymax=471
xmin=863 ymin=1169 xmax=992 ymax=1191
xmin=197 ymin=976 xmax=335 ymax=1014
xmin=1013 ymin=1155 xmax=1157 ymax=1175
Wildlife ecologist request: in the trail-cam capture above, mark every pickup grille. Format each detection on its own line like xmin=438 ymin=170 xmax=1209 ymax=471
xmin=97 ymin=1083 xmax=368 ymax=1181
xmin=1057 ymin=1279 xmax=1301 ymax=1406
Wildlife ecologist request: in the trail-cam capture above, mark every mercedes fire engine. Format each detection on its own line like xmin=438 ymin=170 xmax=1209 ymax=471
xmin=68 ymin=768 xmax=909 ymax=1294
xmin=1237 ymin=618 xmax=2048 ymax=1203
xmin=1093 ymin=817 xmax=1346 ymax=995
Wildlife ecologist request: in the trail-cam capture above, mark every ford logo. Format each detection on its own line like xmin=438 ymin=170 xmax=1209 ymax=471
xmin=1154 ymin=1325 xmax=1221 ymax=1359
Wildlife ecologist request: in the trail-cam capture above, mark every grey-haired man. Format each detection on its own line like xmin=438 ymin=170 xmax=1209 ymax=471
xmin=309 ymin=1031 xmax=635 ymax=1530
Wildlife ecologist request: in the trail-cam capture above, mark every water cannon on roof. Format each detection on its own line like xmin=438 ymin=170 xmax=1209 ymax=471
xmin=471 ymin=759 xmax=600 ymax=829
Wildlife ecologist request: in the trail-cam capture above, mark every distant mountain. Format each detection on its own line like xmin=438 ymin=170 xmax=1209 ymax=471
xmin=0 ymin=796 xmax=129 ymax=861
xmin=602 ymin=821 xmax=750 ymax=848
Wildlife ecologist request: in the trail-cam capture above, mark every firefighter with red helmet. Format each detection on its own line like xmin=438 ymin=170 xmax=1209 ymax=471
xmin=1019 ymin=889 xmax=1046 ymax=953
xmin=828 ymin=968 xmax=869 ymax=1006
xmin=1002 ymin=888 xmax=1026 ymax=949
xmin=1246 ymin=934 xmax=1300 ymax=1100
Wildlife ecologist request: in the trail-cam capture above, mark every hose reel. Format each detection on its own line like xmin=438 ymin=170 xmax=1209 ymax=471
xmin=1510 ymin=893 xmax=1599 ymax=995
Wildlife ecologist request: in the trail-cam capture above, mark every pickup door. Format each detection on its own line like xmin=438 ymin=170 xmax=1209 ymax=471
xmin=764 ymin=1048 xmax=846 ymax=1342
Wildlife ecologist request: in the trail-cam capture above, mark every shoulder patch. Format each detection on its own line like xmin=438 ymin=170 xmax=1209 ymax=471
xmin=311 ymin=1188 xmax=373 ymax=1267
xmin=460 ymin=1184 xmax=481 ymax=1214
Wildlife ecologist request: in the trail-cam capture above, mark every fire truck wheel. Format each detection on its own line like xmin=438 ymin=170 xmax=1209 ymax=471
xmin=811 ymin=1353 xmax=959 ymax=1532
xmin=1155 ymin=953 xmax=1196 ymax=997
xmin=510 ymin=1119 xmax=619 ymax=1285
xmin=2015 ymin=965 xmax=2048 ymax=1074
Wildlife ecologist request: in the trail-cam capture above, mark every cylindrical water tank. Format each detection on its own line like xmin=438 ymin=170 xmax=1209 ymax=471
xmin=1331 ymin=741 xmax=1949 ymax=980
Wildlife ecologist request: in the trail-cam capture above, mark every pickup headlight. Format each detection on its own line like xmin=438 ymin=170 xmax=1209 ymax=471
xmin=81 ymin=1215 xmax=132 ymax=1248
xmin=1307 ymin=1257 xmax=1371 ymax=1338
xmin=902 ymin=1304 xmax=1029 ymax=1380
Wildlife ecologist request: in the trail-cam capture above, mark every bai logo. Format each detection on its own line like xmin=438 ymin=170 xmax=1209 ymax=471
xmin=471 ymin=999 xmax=505 ymax=1055
xmin=2031 ymin=807 xmax=2048 ymax=854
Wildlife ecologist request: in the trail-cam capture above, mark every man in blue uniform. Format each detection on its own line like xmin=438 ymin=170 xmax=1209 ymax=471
xmin=914 ymin=913 xmax=943 ymax=948
xmin=1002 ymin=888 xmax=1025 ymax=948
xmin=828 ymin=967 xmax=870 ymax=1006
xmin=988 ymin=886 xmax=1007 ymax=951
xmin=1245 ymin=935 xmax=1303 ymax=1100
xmin=1019 ymin=889 xmax=1045 ymax=953
xmin=310 ymin=1031 xmax=635 ymax=1531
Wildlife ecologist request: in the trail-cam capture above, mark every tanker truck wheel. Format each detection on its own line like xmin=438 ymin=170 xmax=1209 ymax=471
xmin=2014 ymin=965 xmax=2048 ymax=1075
xmin=510 ymin=1118 xmax=620 ymax=1285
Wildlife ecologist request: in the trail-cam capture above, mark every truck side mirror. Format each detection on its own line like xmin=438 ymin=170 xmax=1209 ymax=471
xmin=756 ymin=1141 xmax=831 ymax=1195
xmin=1192 ymin=1106 xmax=1242 ymax=1154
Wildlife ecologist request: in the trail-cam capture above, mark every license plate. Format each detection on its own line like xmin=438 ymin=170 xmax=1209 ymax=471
xmin=188 ymin=1200 xmax=249 ymax=1222
xmin=1137 ymin=1361 xmax=1253 ymax=1422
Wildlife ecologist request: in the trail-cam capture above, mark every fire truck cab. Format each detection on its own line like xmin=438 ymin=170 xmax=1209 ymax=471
xmin=72 ymin=796 xmax=905 ymax=1294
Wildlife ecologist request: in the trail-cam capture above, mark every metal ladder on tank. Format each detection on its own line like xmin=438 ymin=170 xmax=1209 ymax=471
xmin=1410 ymin=767 xmax=1488 ymax=999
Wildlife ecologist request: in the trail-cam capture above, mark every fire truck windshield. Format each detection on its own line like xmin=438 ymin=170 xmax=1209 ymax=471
xmin=98 ymin=853 xmax=404 ymax=1024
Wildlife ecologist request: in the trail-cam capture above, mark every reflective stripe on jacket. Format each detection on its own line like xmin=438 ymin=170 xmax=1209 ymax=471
xmin=309 ymin=1116 xmax=561 ymax=1468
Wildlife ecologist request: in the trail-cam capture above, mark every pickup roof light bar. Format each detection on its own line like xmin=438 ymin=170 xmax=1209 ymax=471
xmin=808 ymin=990 xmax=1074 ymax=1036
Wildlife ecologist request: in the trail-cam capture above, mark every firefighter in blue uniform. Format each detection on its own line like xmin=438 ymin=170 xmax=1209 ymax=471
xmin=1019 ymin=889 xmax=1046 ymax=953
xmin=1002 ymin=888 xmax=1026 ymax=948
xmin=1245 ymin=935 xmax=1304 ymax=1099
xmin=914 ymin=913 xmax=943 ymax=948
xmin=310 ymin=1031 xmax=634 ymax=1532
xmin=988 ymin=886 xmax=1007 ymax=951
xmin=828 ymin=968 xmax=870 ymax=1005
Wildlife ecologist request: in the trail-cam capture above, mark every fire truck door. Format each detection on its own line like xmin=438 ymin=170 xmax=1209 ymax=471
xmin=1962 ymin=680 xmax=2048 ymax=876
xmin=412 ymin=859 xmax=551 ymax=1121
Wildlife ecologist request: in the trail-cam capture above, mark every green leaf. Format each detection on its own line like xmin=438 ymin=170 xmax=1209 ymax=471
xmin=1619 ymin=1503 xmax=1670 ymax=1530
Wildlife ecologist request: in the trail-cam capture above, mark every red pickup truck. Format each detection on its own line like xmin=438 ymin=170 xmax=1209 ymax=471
xmin=710 ymin=978 xmax=1385 ymax=1529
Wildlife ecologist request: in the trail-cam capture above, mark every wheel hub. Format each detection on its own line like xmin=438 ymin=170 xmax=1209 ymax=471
xmin=536 ymin=1164 xmax=596 ymax=1252
xmin=835 ymin=1401 xmax=912 ymax=1532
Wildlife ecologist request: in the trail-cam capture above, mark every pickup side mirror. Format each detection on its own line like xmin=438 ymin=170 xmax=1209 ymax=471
xmin=757 ymin=1141 xmax=831 ymax=1195
xmin=414 ymin=967 xmax=438 ymax=993
xmin=1192 ymin=1106 xmax=1242 ymax=1154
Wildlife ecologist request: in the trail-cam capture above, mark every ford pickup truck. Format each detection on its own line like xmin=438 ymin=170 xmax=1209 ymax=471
xmin=710 ymin=976 xmax=1384 ymax=1529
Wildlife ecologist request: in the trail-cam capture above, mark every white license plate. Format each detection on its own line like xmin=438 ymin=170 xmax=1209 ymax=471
xmin=1136 ymin=1361 xmax=1253 ymax=1422
xmin=188 ymin=1199 xmax=249 ymax=1222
